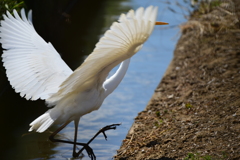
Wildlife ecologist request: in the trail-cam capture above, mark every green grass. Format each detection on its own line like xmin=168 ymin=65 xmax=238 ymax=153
xmin=155 ymin=111 xmax=161 ymax=117
xmin=184 ymin=153 xmax=213 ymax=160
xmin=184 ymin=152 xmax=229 ymax=160
xmin=185 ymin=103 xmax=193 ymax=109
xmin=0 ymin=0 xmax=25 ymax=20
xmin=198 ymin=0 xmax=221 ymax=14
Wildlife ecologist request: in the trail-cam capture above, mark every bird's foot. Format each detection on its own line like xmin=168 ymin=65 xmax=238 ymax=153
xmin=73 ymin=123 xmax=121 ymax=159
xmin=73 ymin=143 xmax=96 ymax=160
xmin=99 ymin=123 xmax=121 ymax=140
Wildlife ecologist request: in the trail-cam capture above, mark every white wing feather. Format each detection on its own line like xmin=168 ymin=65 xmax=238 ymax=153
xmin=0 ymin=9 xmax=73 ymax=100
xmin=47 ymin=6 xmax=158 ymax=104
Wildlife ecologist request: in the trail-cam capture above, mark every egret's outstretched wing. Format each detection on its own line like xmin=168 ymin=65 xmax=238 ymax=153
xmin=47 ymin=6 xmax=158 ymax=104
xmin=0 ymin=9 xmax=73 ymax=100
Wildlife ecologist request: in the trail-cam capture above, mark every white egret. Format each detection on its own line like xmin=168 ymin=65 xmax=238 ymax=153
xmin=0 ymin=6 xmax=167 ymax=159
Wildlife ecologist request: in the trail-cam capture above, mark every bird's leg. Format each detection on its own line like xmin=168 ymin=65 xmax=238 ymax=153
xmin=76 ymin=123 xmax=121 ymax=154
xmin=71 ymin=118 xmax=96 ymax=159
xmin=49 ymin=121 xmax=96 ymax=160
xmin=72 ymin=118 xmax=79 ymax=157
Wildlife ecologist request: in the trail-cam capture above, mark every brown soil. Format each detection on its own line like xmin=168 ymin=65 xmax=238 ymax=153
xmin=115 ymin=0 xmax=240 ymax=160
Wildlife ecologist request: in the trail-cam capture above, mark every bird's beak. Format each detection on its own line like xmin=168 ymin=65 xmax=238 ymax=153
xmin=155 ymin=21 xmax=168 ymax=25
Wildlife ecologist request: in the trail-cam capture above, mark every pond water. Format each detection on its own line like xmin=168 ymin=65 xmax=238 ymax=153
xmin=0 ymin=0 xmax=192 ymax=159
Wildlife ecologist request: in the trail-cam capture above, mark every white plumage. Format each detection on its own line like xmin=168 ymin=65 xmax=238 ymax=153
xmin=1 ymin=9 xmax=73 ymax=101
xmin=0 ymin=6 xmax=166 ymax=157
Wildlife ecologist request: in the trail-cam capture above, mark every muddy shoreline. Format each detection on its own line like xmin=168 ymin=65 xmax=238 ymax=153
xmin=115 ymin=0 xmax=240 ymax=159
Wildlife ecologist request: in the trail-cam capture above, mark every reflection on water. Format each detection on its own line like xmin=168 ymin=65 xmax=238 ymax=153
xmin=0 ymin=0 xmax=191 ymax=159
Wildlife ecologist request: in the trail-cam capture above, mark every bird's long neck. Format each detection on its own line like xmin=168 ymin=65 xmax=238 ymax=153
xmin=103 ymin=58 xmax=130 ymax=97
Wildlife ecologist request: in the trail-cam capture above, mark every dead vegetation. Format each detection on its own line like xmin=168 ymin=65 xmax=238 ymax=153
xmin=115 ymin=0 xmax=240 ymax=159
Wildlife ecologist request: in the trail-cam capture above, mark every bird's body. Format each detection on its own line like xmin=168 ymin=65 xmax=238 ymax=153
xmin=0 ymin=6 xmax=167 ymax=158
xmin=30 ymin=86 xmax=104 ymax=131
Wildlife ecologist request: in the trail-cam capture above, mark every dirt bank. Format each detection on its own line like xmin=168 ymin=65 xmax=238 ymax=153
xmin=115 ymin=0 xmax=240 ymax=159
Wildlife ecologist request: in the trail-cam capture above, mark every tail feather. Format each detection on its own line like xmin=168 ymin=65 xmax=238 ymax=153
xmin=29 ymin=111 xmax=55 ymax=133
